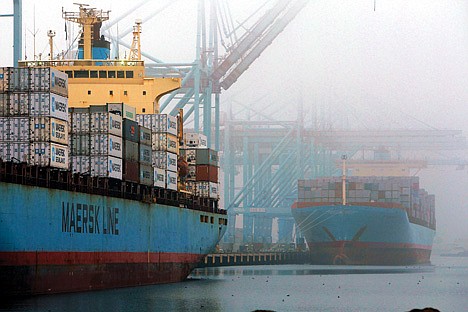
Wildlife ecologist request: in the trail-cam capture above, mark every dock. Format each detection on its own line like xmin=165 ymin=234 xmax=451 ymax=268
xmin=199 ymin=252 xmax=312 ymax=268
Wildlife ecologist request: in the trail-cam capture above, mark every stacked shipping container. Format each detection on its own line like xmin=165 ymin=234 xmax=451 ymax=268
xmin=69 ymin=106 xmax=124 ymax=179
xmin=0 ymin=67 xmax=223 ymax=202
xmin=0 ymin=67 xmax=69 ymax=169
xmin=181 ymin=132 xmax=219 ymax=199
xmin=137 ymin=114 xmax=178 ymax=190
xmin=69 ymin=104 xmax=180 ymax=188
xmin=297 ymin=176 xmax=436 ymax=227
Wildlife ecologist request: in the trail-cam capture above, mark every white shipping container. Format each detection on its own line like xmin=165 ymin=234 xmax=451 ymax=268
xmin=154 ymin=168 xmax=166 ymax=188
xmin=136 ymin=114 xmax=178 ymax=135
xmin=70 ymin=112 xmax=90 ymax=134
xmin=90 ymin=156 xmax=123 ymax=179
xmin=107 ymin=103 xmax=136 ymax=121
xmin=0 ymin=93 xmax=30 ymax=116
xmin=90 ymin=112 xmax=122 ymax=136
xmin=30 ymin=117 xmax=68 ymax=145
xmin=0 ymin=142 xmax=29 ymax=162
xmin=30 ymin=67 xmax=68 ymax=97
xmin=0 ymin=118 xmax=6 ymax=140
xmin=71 ymin=155 xmax=90 ymax=174
xmin=152 ymin=151 xmax=177 ymax=172
xmin=192 ymin=181 xmax=219 ymax=199
xmin=0 ymin=67 xmax=30 ymax=92
xmin=184 ymin=132 xmax=208 ymax=148
xmin=196 ymin=181 xmax=210 ymax=198
xmin=90 ymin=134 xmax=123 ymax=158
xmin=0 ymin=94 xmax=4 ymax=116
xmin=29 ymin=93 xmax=68 ymax=121
xmin=185 ymin=181 xmax=195 ymax=194
xmin=166 ymin=170 xmax=178 ymax=191
xmin=157 ymin=114 xmax=178 ymax=136
xmin=136 ymin=114 xmax=158 ymax=132
xmin=0 ymin=117 xmax=29 ymax=141
xmin=186 ymin=164 xmax=196 ymax=180
xmin=181 ymin=148 xmax=197 ymax=164
xmin=30 ymin=142 xmax=69 ymax=169
xmin=209 ymin=182 xmax=219 ymax=199
xmin=70 ymin=134 xmax=90 ymax=155
xmin=151 ymin=133 xmax=178 ymax=154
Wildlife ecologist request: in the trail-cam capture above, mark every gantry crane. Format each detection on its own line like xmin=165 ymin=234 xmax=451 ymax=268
xmin=100 ymin=0 xmax=309 ymax=149
xmin=221 ymin=105 xmax=467 ymax=245
xmin=1 ymin=0 xmax=22 ymax=66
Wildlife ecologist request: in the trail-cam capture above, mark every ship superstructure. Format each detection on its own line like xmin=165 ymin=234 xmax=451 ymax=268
xmin=19 ymin=4 xmax=180 ymax=114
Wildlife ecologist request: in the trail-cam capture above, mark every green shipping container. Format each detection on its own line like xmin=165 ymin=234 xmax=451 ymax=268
xmin=139 ymin=126 xmax=151 ymax=146
xmin=123 ymin=119 xmax=139 ymax=143
xmin=195 ymin=148 xmax=219 ymax=167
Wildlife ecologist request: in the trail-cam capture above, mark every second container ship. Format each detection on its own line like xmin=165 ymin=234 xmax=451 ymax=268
xmin=292 ymin=159 xmax=436 ymax=265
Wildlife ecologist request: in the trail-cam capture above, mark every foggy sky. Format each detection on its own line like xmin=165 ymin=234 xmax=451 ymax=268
xmin=0 ymin=0 xmax=467 ymax=244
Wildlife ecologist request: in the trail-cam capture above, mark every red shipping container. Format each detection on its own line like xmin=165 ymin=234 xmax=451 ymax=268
xmin=196 ymin=165 xmax=218 ymax=182
xmin=124 ymin=160 xmax=139 ymax=183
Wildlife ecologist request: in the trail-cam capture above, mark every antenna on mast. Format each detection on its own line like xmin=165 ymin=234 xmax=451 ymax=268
xmin=28 ymin=4 xmax=39 ymax=60
xmin=47 ymin=30 xmax=56 ymax=60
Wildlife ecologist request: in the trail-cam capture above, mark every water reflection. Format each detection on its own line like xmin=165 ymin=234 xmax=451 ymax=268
xmin=191 ymin=264 xmax=435 ymax=278
xmin=1 ymin=281 xmax=225 ymax=312
xmin=4 ymin=260 xmax=464 ymax=312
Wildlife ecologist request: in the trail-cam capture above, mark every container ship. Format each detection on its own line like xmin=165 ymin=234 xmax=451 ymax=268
xmin=0 ymin=5 xmax=226 ymax=295
xmin=291 ymin=158 xmax=436 ymax=265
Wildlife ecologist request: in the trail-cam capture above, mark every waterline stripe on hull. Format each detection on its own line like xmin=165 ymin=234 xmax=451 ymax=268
xmin=0 ymin=251 xmax=201 ymax=266
xmin=1 ymin=262 xmax=199 ymax=295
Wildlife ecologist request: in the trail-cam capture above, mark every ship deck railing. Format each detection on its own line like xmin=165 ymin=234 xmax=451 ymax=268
xmin=18 ymin=59 xmax=145 ymax=68
xmin=0 ymin=160 xmax=226 ymax=216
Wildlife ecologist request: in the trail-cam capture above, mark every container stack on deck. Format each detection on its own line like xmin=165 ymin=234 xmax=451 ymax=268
xmin=0 ymin=67 xmax=223 ymax=202
xmin=181 ymin=133 xmax=220 ymax=199
xmin=0 ymin=67 xmax=69 ymax=169
xmin=69 ymin=105 xmax=124 ymax=179
xmin=298 ymin=176 xmax=435 ymax=228
xmin=136 ymin=113 xmax=179 ymax=191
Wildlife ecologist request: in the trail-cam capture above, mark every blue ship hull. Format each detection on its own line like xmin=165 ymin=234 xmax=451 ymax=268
xmin=0 ymin=182 xmax=227 ymax=295
xmin=291 ymin=204 xmax=435 ymax=265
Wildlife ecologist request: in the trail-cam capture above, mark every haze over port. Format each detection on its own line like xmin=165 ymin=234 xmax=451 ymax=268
xmin=1 ymin=0 xmax=467 ymax=245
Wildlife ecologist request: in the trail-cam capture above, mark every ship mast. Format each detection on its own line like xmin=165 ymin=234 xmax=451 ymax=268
xmin=341 ymin=154 xmax=347 ymax=205
xmin=47 ymin=30 xmax=55 ymax=60
xmin=62 ymin=3 xmax=109 ymax=60
xmin=128 ymin=19 xmax=142 ymax=61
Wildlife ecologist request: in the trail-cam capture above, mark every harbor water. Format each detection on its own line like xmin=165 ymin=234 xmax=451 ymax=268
xmin=2 ymin=256 xmax=466 ymax=312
